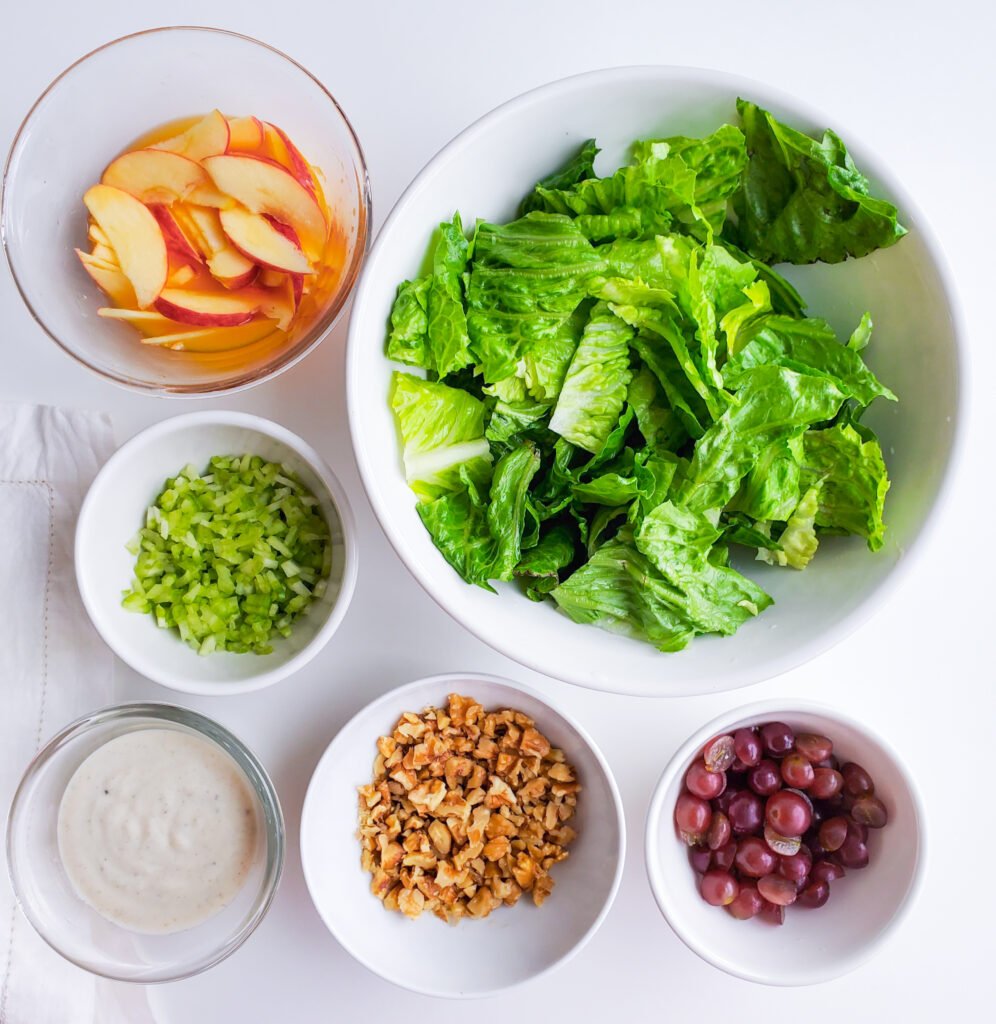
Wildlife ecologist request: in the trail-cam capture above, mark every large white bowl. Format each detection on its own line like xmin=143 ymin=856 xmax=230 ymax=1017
xmin=75 ymin=411 xmax=357 ymax=694
xmin=299 ymin=672 xmax=625 ymax=997
xmin=644 ymin=699 xmax=925 ymax=986
xmin=346 ymin=66 xmax=963 ymax=697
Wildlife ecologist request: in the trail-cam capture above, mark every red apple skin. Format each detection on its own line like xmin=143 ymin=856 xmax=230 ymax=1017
xmin=258 ymin=221 xmax=304 ymax=305
xmin=266 ymin=123 xmax=317 ymax=195
xmin=154 ymin=291 xmax=260 ymax=328
xmin=148 ymin=204 xmax=202 ymax=267
xmin=213 ymin=265 xmax=259 ymax=291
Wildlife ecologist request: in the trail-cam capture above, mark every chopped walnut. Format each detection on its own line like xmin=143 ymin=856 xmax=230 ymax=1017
xmin=356 ymin=693 xmax=580 ymax=924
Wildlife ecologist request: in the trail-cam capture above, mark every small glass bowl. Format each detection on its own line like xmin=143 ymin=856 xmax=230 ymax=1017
xmin=6 ymin=702 xmax=285 ymax=982
xmin=1 ymin=26 xmax=371 ymax=396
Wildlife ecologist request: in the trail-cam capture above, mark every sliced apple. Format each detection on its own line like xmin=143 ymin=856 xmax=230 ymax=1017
xmin=264 ymin=122 xmax=317 ymax=194
xmin=209 ymin=249 xmax=258 ymax=289
xmin=148 ymin=204 xmax=202 ymax=266
xmin=154 ymin=288 xmax=261 ymax=327
xmin=186 ymin=183 xmax=237 ymax=209
xmin=140 ymin=319 xmax=276 ymax=352
xmin=97 ymin=307 xmax=204 ymax=337
xmin=90 ymin=242 xmax=119 ymax=266
xmin=167 ymin=265 xmax=196 ymax=288
xmin=241 ymin=280 xmax=295 ymax=331
xmin=178 ymin=205 xmax=257 ymax=288
xmin=201 ymin=154 xmax=327 ymax=262
xmin=102 ymin=149 xmax=210 ymax=205
xmin=218 ymin=206 xmax=312 ymax=274
xmin=88 ymin=221 xmax=111 ymax=249
xmin=152 ymin=110 xmax=230 ymax=162
xmin=83 ymin=184 xmax=167 ymax=308
xmin=227 ymin=116 xmax=264 ymax=152
xmin=77 ymin=249 xmax=138 ymax=307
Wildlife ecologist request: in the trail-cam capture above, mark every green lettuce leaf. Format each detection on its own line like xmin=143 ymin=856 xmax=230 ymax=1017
xmin=757 ymin=484 xmax=821 ymax=569
xmin=549 ymin=302 xmax=634 ymax=454
xmin=427 ymin=214 xmax=473 ymax=377
xmin=487 ymin=444 xmax=543 ymax=579
xmin=520 ymin=139 xmax=600 ymax=215
xmin=628 ymin=365 xmax=689 ymax=451
xmin=732 ymin=99 xmax=907 ymax=264
xmin=801 ymin=422 xmax=890 ymax=550
xmin=727 ymin=435 xmax=803 ymax=522
xmin=391 ymin=372 xmax=492 ymax=501
xmin=677 ymin=366 xmax=846 ymax=513
xmin=386 ymin=276 xmax=431 ymax=368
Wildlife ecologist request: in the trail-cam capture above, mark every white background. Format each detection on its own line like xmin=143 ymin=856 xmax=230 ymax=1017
xmin=4 ymin=0 xmax=994 ymax=1020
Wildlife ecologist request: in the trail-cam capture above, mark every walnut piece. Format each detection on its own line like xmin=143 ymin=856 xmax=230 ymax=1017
xmin=356 ymin=693 xmax=580 ymax=924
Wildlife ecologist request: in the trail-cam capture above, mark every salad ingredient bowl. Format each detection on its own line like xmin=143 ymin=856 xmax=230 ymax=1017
xmin=75 ymin=411 xmax=357 ymax=694
xmin=300 ymin=672 xmax=625 ymax=997
xmin=346 ymin=66 xmax=962 ymax=697
xmin=644 ymin=698 xmax=925 ymax=985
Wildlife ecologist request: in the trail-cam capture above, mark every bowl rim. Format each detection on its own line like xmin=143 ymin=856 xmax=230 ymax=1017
xmin=345 ymin=62 xmax=968 ymax=698
xmin=74 ymin=410 xmax=359 ymax=694
xmin=299 ymin=670 xmax=628 ymax=999
xmin=643 ymin=697 xmax=927 ymax=986
xmin=0 ymin=24 xmax=373 ymax=398
xmin=5 ymin=700 xmax=286 ymax=983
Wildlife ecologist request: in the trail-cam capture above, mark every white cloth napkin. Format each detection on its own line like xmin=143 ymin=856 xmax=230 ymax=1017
xmin=0 ymin=405 xmax=153 ymax=1024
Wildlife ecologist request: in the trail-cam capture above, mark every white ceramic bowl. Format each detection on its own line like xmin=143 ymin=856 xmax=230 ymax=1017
xmin=644 ymin=699 xmax=925 ymax=986
xmin=300 ymin=672 xmax=625 ymax=997
xmin=346 ymin=66 xmax=963 ymax=697
xmin=75 ymin=411 xmax=357 ymax=694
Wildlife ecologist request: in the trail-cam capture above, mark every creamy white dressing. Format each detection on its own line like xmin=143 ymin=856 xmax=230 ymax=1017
xmin=57 ymin=728 xmax=259 ymax=934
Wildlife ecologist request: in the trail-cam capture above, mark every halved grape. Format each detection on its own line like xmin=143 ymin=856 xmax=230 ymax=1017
xmin=777 ymin=846 xmax=812 ymax=884
xmin=685 ymin=760 xmax=727 ymax=800
xmin=757 ymin=874 xmax=798 ymax=906
xmin=733 ymin=727 xmax=762 ymax=768
xmin=728 ymin=791 xmax=764 ymax=834
xmin=766 ymin=790 xmax=812 ymax=837
xmin=837 ymin=832 xmax=870 ymax=869
xmin=689 ymin=847 xmax=713 ymax=873
xmin=675 ymin=793 xmax=712 ymax=844
xmin=850 ymin=795 xmax=888 ymax=828
xmin=701 ymin=869 xmax=740 ymax=906
xmin=760 ymin=722 xmax=795 ymax=757
xmin=747 ymin=759 xmax=781 ymax=796
xmin=818 ymin=816 xmax=849 ymax=853
xmin=795 ymin=733 xmax=833 ymax=763
xmin=764 ymin=824 xmax=801 ymax=856
xmin=810 ymin=858 xmax=846 ymax=885
xmin=781 ymin=753 xmax=815 ymax=789
xmin=810 ymin=767 xmax=844 ymax=800
xmin=842 ymin=762 xmax=874 ymax=797
xmin=707 ymin=811 xmax=732 ymax=851
xmin=726 ymin=882 xmax=765 ymax=920
xmin=759 ymin=900 xmax=785 ymax=925
xmin=703 ymin=735 xmax=736 ymax=773
xmin=711 ymin=842 xmax=737 ymax=872
xmin=735 ymin=836 xmax=777 ymax=878
xmin=797 ymin=880 xmax=830 ymax=909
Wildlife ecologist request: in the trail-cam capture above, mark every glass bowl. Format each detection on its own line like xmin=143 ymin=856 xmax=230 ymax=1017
xmin=6 ymin=702 xmax=285 ymax=982
xmin=1 ymin=27 xmax=371 ymax=396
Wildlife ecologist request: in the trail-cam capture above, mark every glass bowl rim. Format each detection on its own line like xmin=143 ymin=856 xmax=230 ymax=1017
xmin=0 ymin=24 xmax=373 ymax=398
xmin=5 ymin=699 xmax=286 ymax=983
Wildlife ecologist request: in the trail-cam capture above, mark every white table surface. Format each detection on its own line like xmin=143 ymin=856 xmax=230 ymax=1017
xmin=4 ymin=0 xmax=993 ymax=1019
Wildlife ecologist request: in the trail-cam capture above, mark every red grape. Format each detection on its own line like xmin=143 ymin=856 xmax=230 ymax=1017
xmin=726 ymin=882 xmax=764 ymax=920
xmin=757 ymin=874 xmax=798 ymax=906
xmin=766 ymin=790 xmax=812 ymax=837
xmin=851 ymin=795 xmax=888 ymax=828
xmin=842 ymin=762 xmax=874 ymax=797
xmin=733 ymin=727 xmax=762 ymax=767
xmin=685 ymin=760 xmax=727 ymax=800
xmin=847 ymin=818 xmax=868 ymax=844
xmin=797 ymin=880 xmax=830 ymax=909
xmin=688 ymin=847 xmax=712 ymax=873
xmin=735 ymin=836 xmax=777 ymax=878
xmin=711 ymin=842 xmax=737 ymax=872
xmin=760 ymin=722 xmax=795 ymax=757
xmin=707 ymin=811 xmax=732 ymax=851
xmin=700 ymin=869 xmax=739 ymax=906
xmin=810 ymin=858 xmax=846 ymax=885
xmin=810 ymin=768 xmax=843 ymax=800
xmin=781 ymin=753 xmax=815 ymax=789
xmin=675 ymin=792 xmax=712 ymax=844
xmin=759 ymin=900 xmax=785 ymax=925
xmin=778 ymin=846 xmax=812 ymax=884
xmin=837 ymin=832 xmax=870 ymax=869
xmin=795 ymin=733 xmax=833 ymax=763
xmin=747 ymin=759 xmax=781 ymax=796
xmin=764 ymin=824 xmax=801 ymax=856
xmin=728 ymin=791 xmax=764 ymax=834
xmin=818 ymin=816 xmax=849 ymax=853
xmin=703 ymin=735 xmax=736 ymax=773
